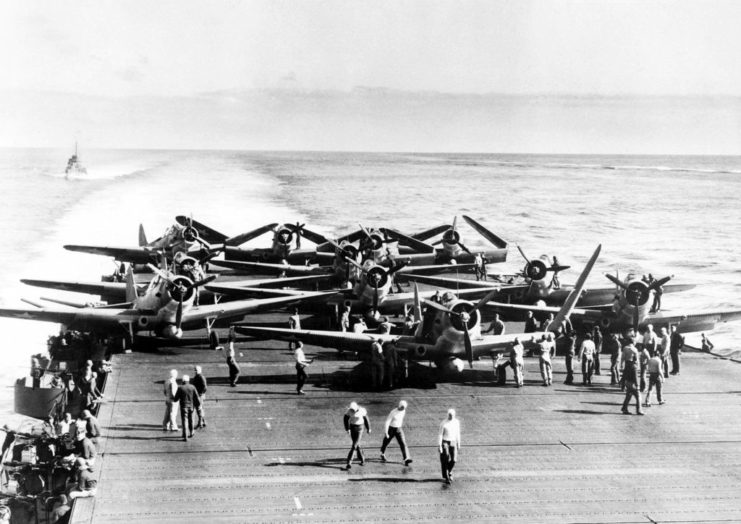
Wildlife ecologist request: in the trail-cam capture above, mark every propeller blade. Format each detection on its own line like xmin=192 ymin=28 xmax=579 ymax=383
xmin=463 ymin=328 xmax=473 ymax=369
xmin=605 ymin=273 xmax=630 ymax=290
xmin=345 ymin=256 xmax=365 ymax=271
xmin=413 ymin=283 xmax=422 ymax=323
xmin=176 ymin=295 xmax=183 ymax=331
xmin=458 ymin=242 xmax=472 ymax=255
xmin=373 ymin=282 xmax=379 ymax=312
xmin=516 ymin=245 xmax=531 ymax=264
xmin=421 ymin=298 xmax=454 ymax=315
xmin=452 ymin=216 xmax=457 ymax=232
xmin=632 ymin=294 xmax=640 ymax=332
xmin=470 ymin=289 xmax=500 ymax=314
xmin=147 ymin=263 xmax=173 ymax=283
xmin=193 ymin=274 xmax=218 ymax=288
xmin=650 ymin=275 xmax=672 ymax=290
xmin=359 ymin=223 xmax=373 ymax=240
xmin=387 ymin=260 xmax=409 ymax=275
xmin=325 ymin=238 xmax=344 ymax=252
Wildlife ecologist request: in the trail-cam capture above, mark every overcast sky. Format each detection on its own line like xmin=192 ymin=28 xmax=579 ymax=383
xmin=2 ymin=1 xmax=741 ymax=152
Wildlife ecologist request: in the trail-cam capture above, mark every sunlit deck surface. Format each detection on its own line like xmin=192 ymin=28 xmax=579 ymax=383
xmin=77 ymin=331 xmax=741 ymax=523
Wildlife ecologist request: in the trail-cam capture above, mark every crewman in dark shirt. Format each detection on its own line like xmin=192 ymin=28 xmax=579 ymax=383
xmin=621 ymin=358 xmax=644 ymax=416
xmin=192 ymin=366 xmax=208 ymax=428
xmin=524 ymin=311 xmax=538 ymax=333
xmin=669 ymin=325 xmax=685 ymax=375
xmin=174 ymin=375 xmax=201 ymax=441
xmin=484 ymin=313 xmax=505 ymax=335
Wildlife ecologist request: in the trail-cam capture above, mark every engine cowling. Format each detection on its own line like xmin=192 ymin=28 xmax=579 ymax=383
xmin=625 ymin=281 xmax=650 ymax=306
xmin=276 ymin=228 xmax=293 ymax=246
xmin=167 ymin=276 xmax=195 ymax=303
xmin=448 ymin=301 xmax=480 ymax=333
xmin=524 ymin=259 xmax=548 ymax=280
xmin=182 ymin=226 xmax=199 ymax=243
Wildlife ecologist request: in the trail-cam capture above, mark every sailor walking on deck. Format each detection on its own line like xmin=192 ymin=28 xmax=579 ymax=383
xmin=294 ymin=341 xmax=311 ymax=395
xmin=380 ymin=400 xmax=413 ymax=466
xmin=438 ymin=409 xmax=461 ymax=484
xmin=343 ymin=402 xmax=371 ymax=470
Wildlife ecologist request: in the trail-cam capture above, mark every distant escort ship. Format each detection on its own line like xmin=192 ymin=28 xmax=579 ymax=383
xmin=64 ymin=142 xmax=87 ymax=179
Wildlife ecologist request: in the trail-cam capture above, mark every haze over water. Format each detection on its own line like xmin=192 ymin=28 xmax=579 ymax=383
xmin=1 ymin=148 xmax=740 ymax=422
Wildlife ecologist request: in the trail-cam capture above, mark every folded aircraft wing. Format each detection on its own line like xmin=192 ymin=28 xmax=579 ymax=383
xmin=64 ymin=244 xmax=156 ymax=264
xmin=222 ymin=223 xmax=279 ymax=247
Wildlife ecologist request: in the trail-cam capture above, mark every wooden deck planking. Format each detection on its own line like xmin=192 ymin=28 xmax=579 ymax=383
xmin=80 ymin=338 xmax=741 ymax=523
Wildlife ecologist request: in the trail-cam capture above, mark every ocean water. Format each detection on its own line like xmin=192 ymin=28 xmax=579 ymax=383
xmin=1 ymin=149 xmax=740 ymax=422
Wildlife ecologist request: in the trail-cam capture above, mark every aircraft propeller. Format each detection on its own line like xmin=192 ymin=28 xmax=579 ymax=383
xmin=422 ymin=289 xmax=498 ymax=368
xmin=516 ymin=246 xmax=570 ymax=281
xmin=358 ymin=224 xmax=390 ymax=252
xmin=605 ymin=273 xmax=671 ymax=307
xmin=344 ymin=256 xmax=408 ymax=314
xmin=441 ymin=216 xmax=472 ymax=255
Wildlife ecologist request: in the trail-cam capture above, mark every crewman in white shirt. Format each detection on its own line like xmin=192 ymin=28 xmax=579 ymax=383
xmin=380 ymin=400 xmax=412 ymax=466
xmin=438 ymin=409 xmax=461 ymax=484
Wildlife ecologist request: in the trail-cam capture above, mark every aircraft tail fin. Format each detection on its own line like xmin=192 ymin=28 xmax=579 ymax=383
xmin=549 ymin=244 xmax=601 ymax=333
xmin=139 ymin=224 xmax=148 ymax=247
xmin=125 ymin=265 xmax=138 ymax=303
xmin=462 ymin=215 xmax=508 ymax=249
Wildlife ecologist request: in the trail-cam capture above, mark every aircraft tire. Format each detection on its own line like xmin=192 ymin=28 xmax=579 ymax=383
xmin=209 ymin=330 xmax=220 ymax=349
